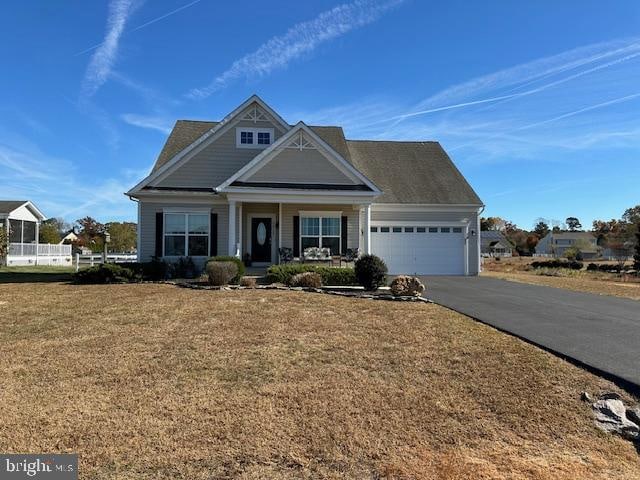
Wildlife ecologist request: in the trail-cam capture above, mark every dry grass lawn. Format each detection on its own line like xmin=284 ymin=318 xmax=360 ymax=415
xmin=1 ymin=282 xmax=639 ymax=479
xmin=482 ymin=271 xmax=640 ymax=300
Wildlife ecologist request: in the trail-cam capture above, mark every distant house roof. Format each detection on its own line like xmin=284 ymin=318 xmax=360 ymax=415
xmin=0 ymin=200 xmax=28 ymax=215
xmin=549 ymin=231 xmax=596 ymax=240
xmin=481 ymin=230 xmax=513 ymax=252
xmin=0 ymin=200 xmax=46 ymax=220
xmin=150 ymin=121 xmax=483 ymax=206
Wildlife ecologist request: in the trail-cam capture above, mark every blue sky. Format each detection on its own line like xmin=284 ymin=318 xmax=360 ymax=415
xmin=1 ymin=0 xmax=639 ymax=230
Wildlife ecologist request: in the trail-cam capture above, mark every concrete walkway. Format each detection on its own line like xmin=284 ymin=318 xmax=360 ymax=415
xmin=424 ymin=276 xmax=640 ymax=389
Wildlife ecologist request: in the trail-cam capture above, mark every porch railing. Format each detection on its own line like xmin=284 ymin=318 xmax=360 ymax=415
xmin=9 ymin=243 xmax=72 ymax=257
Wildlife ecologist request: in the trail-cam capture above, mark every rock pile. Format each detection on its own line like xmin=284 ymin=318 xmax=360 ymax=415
xmin=584 ymin=391 xmax=640 ymax=442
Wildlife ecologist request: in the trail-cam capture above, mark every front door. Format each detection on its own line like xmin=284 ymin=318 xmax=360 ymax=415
xmin=251 ymin=217 xmax=272 ymax=263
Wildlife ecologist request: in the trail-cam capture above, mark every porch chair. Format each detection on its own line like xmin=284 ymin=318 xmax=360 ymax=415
xmin=278 ymin=247 xmax=293 ymax=264
xmin=342 ymin=248 xmax=360 ymax=264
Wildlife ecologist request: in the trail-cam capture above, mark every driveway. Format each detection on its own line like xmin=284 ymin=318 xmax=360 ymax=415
xmin=424 ymin=276 xmax=640 ymax=389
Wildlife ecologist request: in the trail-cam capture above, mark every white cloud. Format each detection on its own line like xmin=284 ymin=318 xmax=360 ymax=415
xmin=121 ymin=113 xmax=173 ymax=134
xmin=81 ymin=0 xmax=136 ymax=99
xmin=187 ymin=0 xmax=404 ymax=99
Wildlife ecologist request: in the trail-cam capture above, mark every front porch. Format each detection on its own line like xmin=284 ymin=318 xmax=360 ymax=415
xmin=227 ymin=200 xmax=372 ymax=266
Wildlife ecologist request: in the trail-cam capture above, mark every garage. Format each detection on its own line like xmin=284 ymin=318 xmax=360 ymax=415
xmin=370 ymin=225 xmax=466 ymax=275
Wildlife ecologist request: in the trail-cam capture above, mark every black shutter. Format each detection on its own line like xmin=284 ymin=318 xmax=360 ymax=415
xmin=210 ymin=213 xmax=218 ymax=257
xmin=155 ymin=212 xmax=163 ymax=258
xmin=341 ymin=216 xmax=348 ymax=255
xmin=293 ymin=216 xmax=300 ymax=257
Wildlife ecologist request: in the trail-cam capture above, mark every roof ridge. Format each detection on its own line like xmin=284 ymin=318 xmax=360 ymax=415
xmin=346 ymin=139 xmax=440 ymax=144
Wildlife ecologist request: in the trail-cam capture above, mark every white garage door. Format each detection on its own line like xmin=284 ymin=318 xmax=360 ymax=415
xmin=371 ymin=225 xmax=465 ymax=275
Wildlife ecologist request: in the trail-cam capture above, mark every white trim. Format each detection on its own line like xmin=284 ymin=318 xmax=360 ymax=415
xmin=372 ymin=203 xmax=483 ymax=212
xmin=364 ymin=204 xmax=371 ymax=255
xmin=162 ymin=206 xmax=212 ymax=213
xmin=126 ymin=95 xmax=290 ymax=195
xmin=370 ymin=220 xmax=468 ymax=226
xmin=464 ymin=223 xmax=469 ymax=276
xmin=278 ymin=202 xmax=282 ymax=263
xmin=235 ymin=127 xmax=275 ymax=149
xmin=224 ymin=188 xmax=377 ymax=198
xmin=298 ymin=210 xmax=342 ymax=216
xmin=246 ymin=213 xmax=276 ymax=265
xmin=217 ymin=122 xmax=381 ymax=194
xmin=136 ymin=200 xmax=141 ymax=261
xmin=228 ymin=200 xmax=237 ymax=258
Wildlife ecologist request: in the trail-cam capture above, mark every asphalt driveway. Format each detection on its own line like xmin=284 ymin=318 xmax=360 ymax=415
xmin=424 ymin=276 xmax=640 ymax=389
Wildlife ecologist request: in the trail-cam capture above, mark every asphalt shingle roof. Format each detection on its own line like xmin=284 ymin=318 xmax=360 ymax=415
xmin=149 ymin=121 xmax=483 ymax=205
xmin=0 ymin=200 xmax=27 ymax=215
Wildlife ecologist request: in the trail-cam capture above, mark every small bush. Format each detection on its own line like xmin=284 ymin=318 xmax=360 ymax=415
xmin=354 ymin=254 xmax=387 ymax=291
xmin=168 ymin=257 xmax=200 ymax=279
xmin=206 ymin=256 xmax=245 ymax=283
xmin=142 ymin=257 xmax=169 ymax=280
xmin=74 ymin=263 xmax=139 ymax=284
xmin=289 ymin=271 xmax=323 ymax=288
xmin=586 ymin=263 xmax=598 ymax=271
xmin=206 ymin=261 xmax=238 ymax=286
xmin=531 ymin=259 xmax=583 ymax=270
xmin=240 ymin=276 xmax=257 ymax=288
xmin=266 ymin=264 xmax=357 ymax=286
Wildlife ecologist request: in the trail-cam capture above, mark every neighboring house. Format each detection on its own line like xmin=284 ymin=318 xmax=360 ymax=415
xmin=0 ymin=200 xmax=72 ymax=267
xmin=59 ymin=230 xmax=79 ymax=244
xmin=536 ymin=231 xmax=600 ymax=259
xmin=481 ymin=230 xmax=513 ymax=257
xmin=126 ymin=95 xmax=483 ymax=275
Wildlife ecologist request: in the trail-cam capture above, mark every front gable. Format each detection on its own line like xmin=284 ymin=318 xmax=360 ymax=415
xmin=219 ymin=123 xmax=380 ymax=193
xmin=127 ymin=95 xmax=290 ymax=195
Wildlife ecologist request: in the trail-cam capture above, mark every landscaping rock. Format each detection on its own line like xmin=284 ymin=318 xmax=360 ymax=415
xmin=626 ymin=406 xmax=640 ymax=426
xmin=580 ymin=391 xmax=592 ymax=402
xmin=390 ymin=275 xmax=425 ymax=297
xmin=592 ymin=398 xmax=640 ymax=441
xmin=601 ymin=392 xmax=623 ymax=400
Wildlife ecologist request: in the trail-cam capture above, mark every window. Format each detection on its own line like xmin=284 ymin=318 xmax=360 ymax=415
xmin=257 ymin=131 xmax=271 ymax=144
xmin=404 ymin=227 xmax=414 ymax=233
xmin=236 ymin=127 xmax=274 ymax=148
xmin=453 ymin=227 xmax=462 ymax=233
xmin=441 ymin=227 xmax=450 ymax=233
xmin=370 ymin=226 xmax=378 ymax=233
xmin=240 ymin=131 xmax=253 ymax=144
xmin=392 ymin=227 xmax=402 ymax=233
xmin=381 ymin=227 xmax=390 ymax=233
xmin=164 ymin=213 xmax=209 ymax=256
xmin=417 ymin=227 xmax=426 ymax=233
xmin=428 ymin=227 xmax=438 ymax=233
xmin=300 ymin=215 xmax=341 ymax=254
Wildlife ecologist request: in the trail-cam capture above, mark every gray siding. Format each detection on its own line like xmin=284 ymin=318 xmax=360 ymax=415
xmin=138 ymin=201 xmax=229 ymax=262
xmin=280 ymin=204 xmax=360 ymax=253
xmin=157 ymin=119 xmax=283 ymax=189
xmin=246 ymin=148 xmax=356 ymax=184
xmin=371 ymin=207 xmax=480 ymax=275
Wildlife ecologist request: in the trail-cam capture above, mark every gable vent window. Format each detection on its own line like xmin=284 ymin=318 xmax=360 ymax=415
xmin=236 ymin=127 xmax=274 ymax=148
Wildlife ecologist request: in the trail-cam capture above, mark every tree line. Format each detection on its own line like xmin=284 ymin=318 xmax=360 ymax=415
xmin=481 ymin=204 xmax=640 ymax=257
xmin=39 ymin=217 xmax=137 ymax=253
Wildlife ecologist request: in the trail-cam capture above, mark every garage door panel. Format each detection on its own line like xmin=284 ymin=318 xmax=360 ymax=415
xmin=371 ymin=228 xmax=465 ymax=275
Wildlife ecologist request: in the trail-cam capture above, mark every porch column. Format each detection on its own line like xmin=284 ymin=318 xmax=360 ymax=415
xmin=237 ymin=202 xmax=243 ymax=259
xmin=363 ymin=204 xmax=371 ymax=254
xmin=35 ymin=221 xmax=40 ymax=265
xmin=228 ymin=200 xmax=237 ymax=257
xmin=278 ymin=203 xmax=283 ymax=264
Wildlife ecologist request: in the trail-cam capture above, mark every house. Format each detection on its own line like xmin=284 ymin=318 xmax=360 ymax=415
xmin=59 ymin=230 xmax=79 ymax=244
xmin=481 ymin=230 xmax=513 ymax=257
xmin=126 ymin=96 xmax=483 ymax=275
xmin=536 ymin=231 xmax=601 ymax=259
xmin=0 ymin=200 xmax=72 ymax=266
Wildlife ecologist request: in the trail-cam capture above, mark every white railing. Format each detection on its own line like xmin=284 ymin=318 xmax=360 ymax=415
xmin=75 ymin=253 xmax=138 ymax=271
xmin=9 ymin=242 xmax=72 ymax=256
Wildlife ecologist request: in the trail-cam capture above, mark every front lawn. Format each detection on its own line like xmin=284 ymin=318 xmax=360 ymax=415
xmin=0 ymin=283 xmax=638 ymax=479
xmin=0 ymin=265 xmax=75 ymax=283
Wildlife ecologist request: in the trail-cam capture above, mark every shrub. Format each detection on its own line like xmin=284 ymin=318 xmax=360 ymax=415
xmin=239 ymin=276 xmax=257 ymax=288
xmin=265 ymin=264 xmax=357 ymax=285
xmin=390 ymin=276 xmax=425 ymax=297
xmin=289 ymin=271 xmax=323 ymax=288
xmin=354 ymin=254 xmax=387 ymax=291
xmin=531 ymin=260 xmax=583 ymax=270
xmin=74 ymin=263 xmax=139 ymax=284
xmin=206 ymin=261 xmax=238 ymax=286
xmin=206 ymin=256 xmax=244 ymax=283
xmin=142 ymin=257 xmax=169 ymax=280
xmin=586 ymin=263 xmax=598 ymax=271
xmin=168 ymin=257 xmax=200 ymax=279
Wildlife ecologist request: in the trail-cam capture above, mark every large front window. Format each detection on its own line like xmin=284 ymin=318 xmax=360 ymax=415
xmin=300 ymin=215 xmax=341 ymax=255
xmin=164 ymin=213 xmax=209 ymax=256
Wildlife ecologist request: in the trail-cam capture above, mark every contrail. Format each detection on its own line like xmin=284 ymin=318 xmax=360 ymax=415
xmin=74 ymin=0 xmax=202 ymax=56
